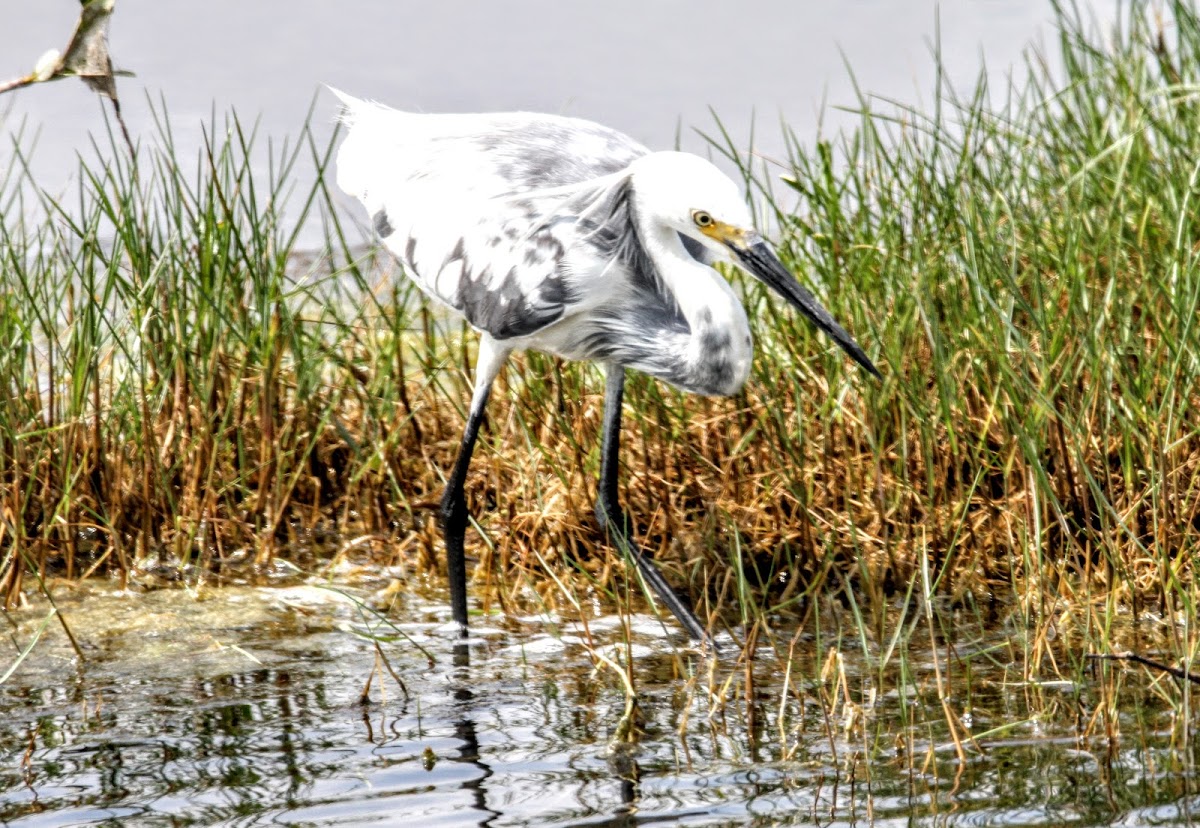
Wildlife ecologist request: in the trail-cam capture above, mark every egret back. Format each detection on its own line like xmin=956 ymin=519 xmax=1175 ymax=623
xmin=332 ymin=89 xmax=656 ymax=338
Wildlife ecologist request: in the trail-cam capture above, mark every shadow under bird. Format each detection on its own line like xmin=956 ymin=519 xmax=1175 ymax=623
xmin=332 ymin=89 xmax=880 ymax=645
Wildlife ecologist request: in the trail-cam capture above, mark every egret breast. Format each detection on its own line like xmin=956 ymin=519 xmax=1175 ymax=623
xmin=688 ymin=322 xmax=753 ymax=397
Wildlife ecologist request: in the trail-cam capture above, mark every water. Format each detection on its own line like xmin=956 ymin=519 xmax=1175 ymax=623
xmin=2 ymin=580 xmax=1196 ymax=826
xmin=0 ymin=1 xmax=1119 ymax=245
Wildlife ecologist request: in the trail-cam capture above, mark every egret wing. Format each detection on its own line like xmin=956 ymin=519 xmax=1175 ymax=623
xmin=333 ymin=90 xmax=647 ymax=339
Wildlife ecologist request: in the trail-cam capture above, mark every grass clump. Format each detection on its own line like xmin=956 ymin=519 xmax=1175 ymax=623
xmin=0 ymin=2 xmax=1197 ymax=686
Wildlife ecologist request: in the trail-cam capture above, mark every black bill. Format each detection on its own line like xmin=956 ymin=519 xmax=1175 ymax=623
xmin=731 ymin=235 xmax=880 ymax=379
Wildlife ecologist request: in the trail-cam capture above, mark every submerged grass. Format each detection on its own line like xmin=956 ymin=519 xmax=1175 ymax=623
xmin=1 ymin=2 xmax=1198 ymax=705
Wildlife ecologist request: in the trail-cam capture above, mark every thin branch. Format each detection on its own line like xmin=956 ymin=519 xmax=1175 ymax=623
xmin=0 ymin=0 xmax=134 ymax=155
xmin=1088 ymin=651 xmax=1200 ymax=685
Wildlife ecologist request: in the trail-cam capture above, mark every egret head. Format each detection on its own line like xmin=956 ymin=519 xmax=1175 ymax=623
xmin=627 ymin=152 xmax=752 ymax=255
xmin=629 ymin=152 xmax=880 ymax=379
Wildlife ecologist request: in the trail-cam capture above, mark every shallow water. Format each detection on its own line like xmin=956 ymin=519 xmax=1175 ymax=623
xmin=2 ymin=580 xmax=1196 ymax=827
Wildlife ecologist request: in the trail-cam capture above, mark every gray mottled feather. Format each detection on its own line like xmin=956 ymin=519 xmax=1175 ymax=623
xmin=337 ymin=100 xmax=708 ymax=367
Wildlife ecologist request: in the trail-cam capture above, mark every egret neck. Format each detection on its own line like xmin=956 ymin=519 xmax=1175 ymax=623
xmin=638 ymin=215 xmax=753 ymax=397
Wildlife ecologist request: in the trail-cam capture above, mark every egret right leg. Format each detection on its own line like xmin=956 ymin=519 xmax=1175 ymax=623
xmin=595 ymin=364 xmax=713 ymax=646
xmin=440 ymin=336 xmax=510 ymax=636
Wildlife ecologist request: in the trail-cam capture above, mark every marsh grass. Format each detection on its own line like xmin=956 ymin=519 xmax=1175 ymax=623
xmin=1 ymin=1 xmax=1198 ymax=719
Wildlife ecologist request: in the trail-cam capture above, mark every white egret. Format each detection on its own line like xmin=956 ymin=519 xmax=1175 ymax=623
xmin=332 ymin=90 xmax=879 ymax=643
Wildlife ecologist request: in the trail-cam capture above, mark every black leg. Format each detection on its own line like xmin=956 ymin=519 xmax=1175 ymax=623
xmin=440 ymin=398 xmax=488 ymax=634
xmin=440 ymin=338 xmax=508 ymax=636
xmin=595 ymin=364 xmax=714 ymax=646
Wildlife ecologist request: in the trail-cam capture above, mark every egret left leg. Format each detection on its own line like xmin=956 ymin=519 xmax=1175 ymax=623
xmin=440 ymin=336 xmax=510 ymax=636
xmin=595 ymin=364 xmax=713 ymax=645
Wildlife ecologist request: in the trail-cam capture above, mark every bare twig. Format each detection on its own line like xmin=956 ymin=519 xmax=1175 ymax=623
xmin=1087 ymin=652 xmax=1200 ymax=685
xmin=0 ymin=0 xmax=134 ymax=155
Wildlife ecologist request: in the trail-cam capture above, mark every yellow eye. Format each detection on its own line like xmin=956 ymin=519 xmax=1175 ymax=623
xmin=693 ymin=211 xmax=714 ymax=228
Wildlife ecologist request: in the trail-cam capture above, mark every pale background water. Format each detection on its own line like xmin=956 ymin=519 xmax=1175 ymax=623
xmin=0 ymin=1 xmax=1119 ymax=244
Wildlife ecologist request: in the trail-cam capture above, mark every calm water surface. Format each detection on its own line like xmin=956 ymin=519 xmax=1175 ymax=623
xmin=0 ymin=580 xmax=1195 ymax=826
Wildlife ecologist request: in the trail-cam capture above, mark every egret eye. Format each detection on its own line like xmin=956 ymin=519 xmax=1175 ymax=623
xmin=693 ymin=211 xmax=714 ymax=228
